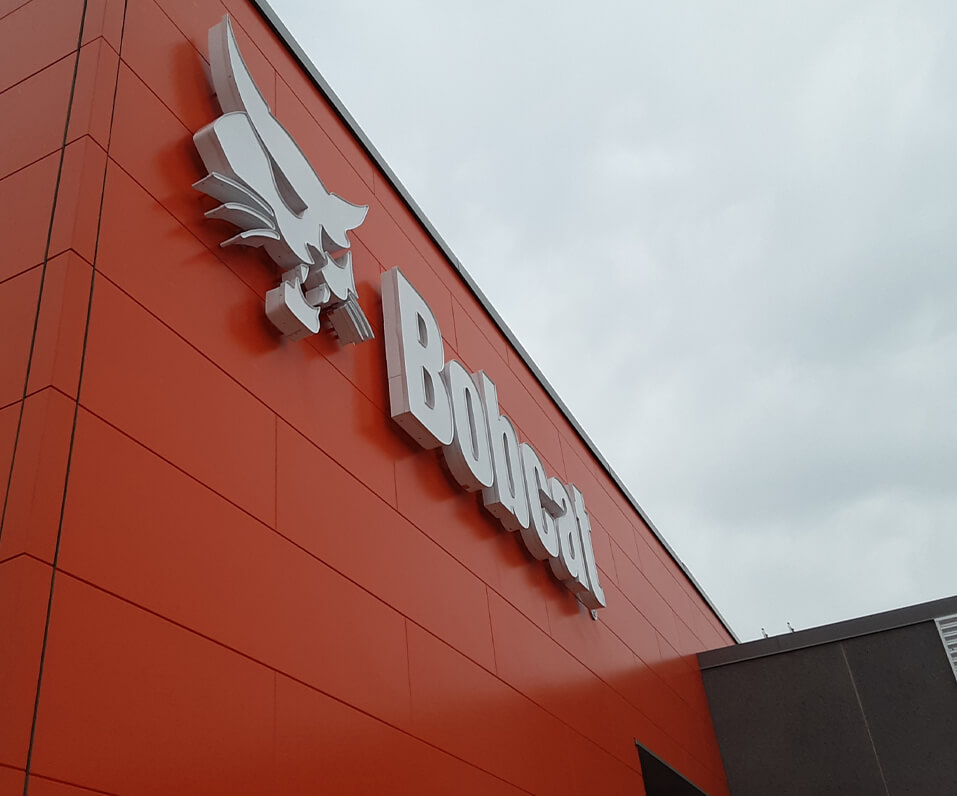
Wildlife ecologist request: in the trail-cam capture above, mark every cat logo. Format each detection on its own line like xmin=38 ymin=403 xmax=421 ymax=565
xmin=193 ymin=16 xmax=373 ymax=344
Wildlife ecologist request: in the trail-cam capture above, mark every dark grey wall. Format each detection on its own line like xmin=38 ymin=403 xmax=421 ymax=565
xmin=701 ymin=620 xmax=957 ymax=796
xmin=637 ymin=744 xmax=707 ymax=796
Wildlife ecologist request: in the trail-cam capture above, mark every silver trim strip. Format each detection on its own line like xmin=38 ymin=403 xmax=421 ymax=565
xmin=935 ymin=614 xmax=957 ymax=682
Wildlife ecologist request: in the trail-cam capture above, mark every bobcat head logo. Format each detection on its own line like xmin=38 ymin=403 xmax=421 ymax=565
xmin=193 ymin=16 xmax=373 ymax=344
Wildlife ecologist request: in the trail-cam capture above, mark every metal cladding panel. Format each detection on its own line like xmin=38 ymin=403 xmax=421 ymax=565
xmin=0 ymin=0 xmax=91 ymax=780
xmin=0 ymin=0 xmax=732 ymax=794
xmin=702 ymin=620 xmax=957 ymax=795
xmin=701 ymin=641 xmax=889 ymax=796
xmin=841 ymin=622 xmax=957 ymax=794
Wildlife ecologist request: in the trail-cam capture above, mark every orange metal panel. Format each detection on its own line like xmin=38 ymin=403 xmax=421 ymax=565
xmin=614 ymin=541 xmax=684 ymax=649
xmin=123 ymin=0 xmax=233 ymax=134
xmin=94 ymin=164 xmax=404 ymax=506
xmin=95 ymin=161 xmax=279 ymax=348
xmin=80 ymin=0 xmax=125 ymax=51
xmin=486 ymin=517 xmax=562 ymax=635
xmin=0 ymin=266 xmax=41 ymax=408
xmin=276 ymin=418 xmax=497 ymax=672
xmin=65 ymin=39 xmax=119 ymax=150
xmin=393 ymin=443 xmax=507 ymax=589
xmin=408 ymin=622 xmax=644 ymax=795
xmin=545 ymin=586 xmax=646 ymax=697
xmin=560 ymin=434 xmax=643 ymax=563
xmin=25 ymin=252 xmax=94 ymax=399
xmin=29 ymin=573 xmax=276 ymax=795
xmin=589 ymin=515 xmax=620 ymax=585
xmin=26 ymin=775 xmax=111 ymax=796
xmin=506 ymin=342 xmax=568 ymax=420
xmin=0 ymin=388 xmax=75 ymax=564
xmin=0 ymin=557 xmax=50 ymax=770
xmin=80 ymin=278 xmax=277 ymax=524
xmin=368 ymin=170 xmax=460 ymax=288
xmin=58 ymin=409 xmax=412 ymax=728
xmin=0 ymin=765 xmax=25 ymax=796
xmin=108 ymin=63 xmax=222 ymax=254
xmin=104 ymin=52 xmax=276 ymax=297
xmin=451 ymin=295 xmax=509 ymax=369
xmin=600 ymin=575 xmax=666 ymax=666
xmin=488 ymin=589 xmax=644 ymax=770
xmin=0 ymin=0 xmax=83 ymax=95
xmin=47 ymin=136 xmax=107 ymax=266
xmin=0 ymin=402 xmax=19 ymax=518
xmin=151 ymin=0 xmax=231 ymax=65
xmin=275 ymin=673 xmax=527 ymax=796
xmin=354 ymin=204 xmax=459 ymax=351
xmin=0 ymin=56 xmax=73 ymax=182
xmin=0 ymin=153 xmax=59 ymax=284
xmin=0 ymin=1 xmax=28 ymax=21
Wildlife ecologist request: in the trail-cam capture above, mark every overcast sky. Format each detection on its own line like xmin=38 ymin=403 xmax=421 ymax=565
xmin=266 ymin=0 xmax=956 ymax=642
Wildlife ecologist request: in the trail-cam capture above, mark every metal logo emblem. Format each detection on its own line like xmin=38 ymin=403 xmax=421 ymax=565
xmin=193 ymin=17 xmax=373 ymax=344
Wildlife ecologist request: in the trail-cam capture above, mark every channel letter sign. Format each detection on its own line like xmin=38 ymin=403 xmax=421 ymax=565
xmin=382 ymin=268 xmax=607 ymax=611
xmin=191 ymin=18 xmax=606 ymax=613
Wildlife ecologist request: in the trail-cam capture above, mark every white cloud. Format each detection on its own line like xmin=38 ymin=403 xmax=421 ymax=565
xmin=268 ymin=0 xmax=957 ymax=641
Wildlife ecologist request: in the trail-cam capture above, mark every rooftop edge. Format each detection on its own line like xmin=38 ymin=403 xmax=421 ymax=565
xmin=698 ymin=593 xmax=957 ymax=670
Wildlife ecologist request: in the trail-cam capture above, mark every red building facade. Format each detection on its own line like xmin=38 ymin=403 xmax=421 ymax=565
xmin=0 ymin=1 xmax=735 ymax=793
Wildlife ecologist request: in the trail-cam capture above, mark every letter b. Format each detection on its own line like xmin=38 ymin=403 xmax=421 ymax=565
xmin=381 ymin=268 xmax=452 ymax=448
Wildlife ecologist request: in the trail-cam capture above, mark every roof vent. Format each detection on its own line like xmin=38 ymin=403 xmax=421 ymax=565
xmin=935 ymin=614 xmax=957 ymax=682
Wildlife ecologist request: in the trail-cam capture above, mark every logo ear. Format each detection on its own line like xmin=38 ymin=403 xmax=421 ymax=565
xmin=208 ymin=16 xmax=266 ymax=119
xmin=208 ymin=16 xmax=368 ymax=250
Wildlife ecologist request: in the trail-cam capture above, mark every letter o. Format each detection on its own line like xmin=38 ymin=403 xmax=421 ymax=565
xmin=441 ymin=361 xmax=494 ymax=491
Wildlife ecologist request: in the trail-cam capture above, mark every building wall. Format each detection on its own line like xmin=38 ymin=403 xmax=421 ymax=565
xmin=702 ymin=619 xmax=957 ymax=795
xmin=0 ymin=1 xmax=734 ymax=793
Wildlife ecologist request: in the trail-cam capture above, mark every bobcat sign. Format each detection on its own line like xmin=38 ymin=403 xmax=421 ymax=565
xmin=194 ymin=17 xmax=606 ymax=613
xmin=382 ymin=269 xmax=607 ymax=611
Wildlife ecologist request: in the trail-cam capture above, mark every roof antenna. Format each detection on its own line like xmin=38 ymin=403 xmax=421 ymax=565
xmin=761 ymin=627 xmax=768 ymax=638
xmin=787 ymin=621 xmax=795 ymax=633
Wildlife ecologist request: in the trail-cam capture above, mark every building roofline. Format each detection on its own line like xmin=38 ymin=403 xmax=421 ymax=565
xmin=248 ymin=0 xmax=739 ymax=643
xmin=698 ymin=593 xmax=957 ymax=670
